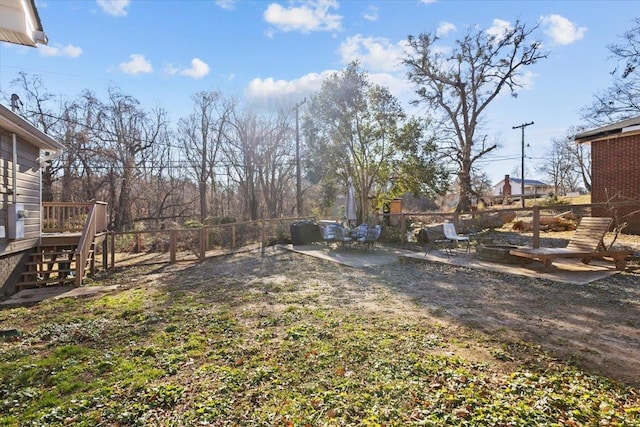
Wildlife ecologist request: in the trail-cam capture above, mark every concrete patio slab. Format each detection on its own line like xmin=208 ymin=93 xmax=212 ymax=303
xmin=283 ymin=244 xmax=416 ymax=268
xmin=400 ymin=251 xmax=618 ymax=285
xmin=285 ymin=243 xmax=618 ymax=285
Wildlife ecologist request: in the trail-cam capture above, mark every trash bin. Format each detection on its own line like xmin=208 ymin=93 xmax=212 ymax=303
xmin=290 ymin=221 xmax=321 ymax=245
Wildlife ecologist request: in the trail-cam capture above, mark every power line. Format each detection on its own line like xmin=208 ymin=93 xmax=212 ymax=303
xmin=513 ymin=121 xmax=534 ymax=208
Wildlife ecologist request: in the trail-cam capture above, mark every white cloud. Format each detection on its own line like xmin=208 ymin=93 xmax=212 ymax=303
xmin=436 ymin=21 xmax=456 ymax=37
xmin=264 ymin=27 xmax=276 ymax=38
xmin=39 ymin=43 xmax=82 ymax=58
xmin=338 ymin=35 xmax=408 ymax=73
xmin=363 ymin=5 xmax=378 ymax=22
xmin=486 ymin=18 xmax=513 ymax=40
xmin=215 ymin=0 xmax=238 ymax=10
xmin=513 ymin=70 xmax=537 ymax=91
xmin=180 ymin=58 xmax=210 ymax=79
xmin=245 ymin=69 xmax=413 ymax=109
xmin=368 ymin=72 xmax=413 ymax=99
xmin=164 ymin=64 xmax=178 ymax=76
xmin=263 ymin=0 xmax=343 ymax=34
xmin=119 ymin=54 xmax=152 ymax=75
xmin=96 ymin=0 xmax=130 ymax=17
xmin=246 ymin=71 xmax=334 ymax=100
xmin=540 ymin=14 xmax=586 ymax=45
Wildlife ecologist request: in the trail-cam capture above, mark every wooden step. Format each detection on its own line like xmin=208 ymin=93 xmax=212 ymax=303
xmin=21 ymin=268 xmax=74 ymax=277
xmin=18 ymin=239 xmax=96 ymax=289
xmin=17 ymin=277 xmax=75 ymax=290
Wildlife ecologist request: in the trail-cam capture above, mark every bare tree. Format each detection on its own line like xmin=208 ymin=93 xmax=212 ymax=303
xmin=255 ymin=110 xmax=295 ymax=218
xmin=404 ymin=20 xmax=547 ymax=212
xmin=10 ymin=72 xmax=62 ymax=201
xmin=582 ymin=18 xmax=640 ymax=125
xmin=539 ymin=137 xmax=581 ymax=196
xmin=224 ymin=110 xmax=264 ymax=221
xmin=177 ymin=91 xmax=234 ymax=222
xmin=88 ymin=87 xmax=169 ymax=231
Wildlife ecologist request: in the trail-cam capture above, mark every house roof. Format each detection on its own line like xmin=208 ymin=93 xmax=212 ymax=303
xmin=0 ymin=104 xmax=65 ymax=152
xmin=0 ymin=0 xmax=47 ymax=47
xmin=494 ymin=177 xmax=549 ymax=187
xmin=574 ymin=115 xmax=640 ymax=143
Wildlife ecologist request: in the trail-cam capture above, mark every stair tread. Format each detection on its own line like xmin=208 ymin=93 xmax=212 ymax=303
xmin=19 ymin=239 xmax=97 ymax=288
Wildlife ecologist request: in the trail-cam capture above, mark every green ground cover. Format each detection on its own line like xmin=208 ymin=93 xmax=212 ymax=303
xmin=1 ymin=254 xmax=639 ymax=426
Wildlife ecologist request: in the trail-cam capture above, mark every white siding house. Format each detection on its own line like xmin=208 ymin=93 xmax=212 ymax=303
xmin=492 ymin=175 xmax=552 ymax=198
xmin=0 ymin=0 xmax=48 ymax=47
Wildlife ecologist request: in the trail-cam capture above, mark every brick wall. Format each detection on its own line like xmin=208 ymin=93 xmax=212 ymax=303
xmin=0 ymin=251 xmax=29 ymax=298
xmin=591 ymin=133 xmax=640 ymax=234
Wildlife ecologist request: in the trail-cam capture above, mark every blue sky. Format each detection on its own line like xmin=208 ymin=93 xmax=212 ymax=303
xmin=0 ymin=0 xmax=635 ymax=186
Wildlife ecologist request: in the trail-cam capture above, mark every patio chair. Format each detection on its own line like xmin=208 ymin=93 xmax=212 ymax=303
xmin=333 ymin=226 xmax=353 ymax=248
xmin=353 ymin=223 xmax=368 ymax=240
xmin=423 ymin=227 xmax=454 ymax=257
xmin=320 ymin=224 xmax=338 ymax=242
xmin=357 ymin=225 xmax=381 ymax=250
xmin=443 ymin=222 xmax=471 ymax=253
xmin=509 ymin=217 xmax=632 ymax=271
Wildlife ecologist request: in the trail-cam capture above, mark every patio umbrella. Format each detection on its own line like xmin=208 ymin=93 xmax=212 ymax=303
xmin=345 ymin=176 xmax=357 ymax=227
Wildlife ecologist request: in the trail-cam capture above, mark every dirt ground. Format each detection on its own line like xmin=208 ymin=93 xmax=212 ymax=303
xmin=140 ymin=229 xmax=640 ymax=387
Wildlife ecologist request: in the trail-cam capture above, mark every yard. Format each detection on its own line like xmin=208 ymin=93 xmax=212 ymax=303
xmin=1 ymin=234 xmax=640 ymax=426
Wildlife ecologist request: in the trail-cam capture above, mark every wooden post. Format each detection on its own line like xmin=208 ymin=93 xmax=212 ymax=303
xmin=199 ymin=228 xmax=206 ymax=262
xmin=261 ymin=218 xmax=266 ymax=257
xmin=231 ymin=225 xmax=237 ymax=249
xmin=102 ymin=238 xmax=108 ymax=271
xmin=532 ymin=205 xmax=540 ymax=249
xmin=170 ymin=230 xmax=177 ymax=264
xmin=110 ymin=233 xmax=115 ymax=269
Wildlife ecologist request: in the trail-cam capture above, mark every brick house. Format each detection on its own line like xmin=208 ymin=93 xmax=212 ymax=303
xmin=575 ymin=116 xmax=640 ymax=234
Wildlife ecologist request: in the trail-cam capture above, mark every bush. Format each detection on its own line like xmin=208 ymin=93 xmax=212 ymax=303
xmin=183 ymin=219 xmax=203 ymax=228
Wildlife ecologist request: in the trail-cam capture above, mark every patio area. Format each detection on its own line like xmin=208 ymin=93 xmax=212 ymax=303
xmin=285 ymin=242 xmax=623 ymax=285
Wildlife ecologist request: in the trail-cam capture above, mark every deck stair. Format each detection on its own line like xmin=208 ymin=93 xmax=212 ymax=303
xmin=17 ymin=202 xmax=107 ymax=290
xmin=18 ymin=239 xmax=95 ymax=290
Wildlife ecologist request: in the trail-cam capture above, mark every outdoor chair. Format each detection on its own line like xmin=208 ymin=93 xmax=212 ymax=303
xmin=333 ymin=226 xmax=353 ymax=248
xmin=357 ymin=225 xmax=381 ymax=250
xmin=509 ymin=217 xmax=633 ymax=271
xmin=320 ymin=224 xmax=338 ymax=242
xmin=353 ymin=223 xmax=368 ymax=239
xmin=423 ymin=227 xmax=454 ymax=257
xmin=443 ymin=222 xmax=471 ymax=253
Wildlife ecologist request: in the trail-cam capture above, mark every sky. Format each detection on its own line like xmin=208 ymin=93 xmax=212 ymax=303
xmin=0 ymin=0 xmax=635 ymax=187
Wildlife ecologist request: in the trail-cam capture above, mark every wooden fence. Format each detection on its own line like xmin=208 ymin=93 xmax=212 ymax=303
xmin=105 ymin=216 xmax=315 ymax=269
xmin=387 ymin=201 xmax=637 ymax=247
xmin=94 ymin=201 xmax=635 ymax=271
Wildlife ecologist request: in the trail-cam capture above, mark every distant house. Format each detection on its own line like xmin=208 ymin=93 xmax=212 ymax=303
xmin=492 ymin=174 xmax=552 ymax=198
xmin=0 ymin=0 xmax=48 ymax=47
xmin=575 ymin=116 xmax=640 ymax=234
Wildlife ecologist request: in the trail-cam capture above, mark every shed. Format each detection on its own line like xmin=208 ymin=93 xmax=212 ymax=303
xmin=575 ymin=116 xmax=640 ymax=234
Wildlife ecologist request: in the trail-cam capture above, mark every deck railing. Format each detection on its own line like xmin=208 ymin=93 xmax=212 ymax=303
xmin=74 ymin=204 xmax=97 ymax=286
xmin=43 ymin=202 xmax=108 ymax=234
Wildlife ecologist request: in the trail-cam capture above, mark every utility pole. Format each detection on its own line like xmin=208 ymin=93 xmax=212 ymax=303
xmin=294 ymin=97 xmax=306 ymax=216
xmin=513 ymin=121 xmax=534 ymax=208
